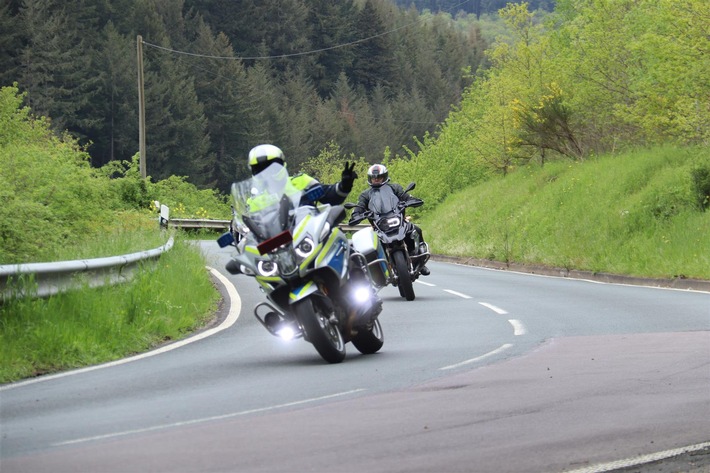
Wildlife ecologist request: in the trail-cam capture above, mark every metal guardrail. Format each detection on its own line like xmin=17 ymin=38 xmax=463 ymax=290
xmin=0 ymin=237 xmax=174 ymax=301
xmin=168 ymin=218 xmax=231 ymax=230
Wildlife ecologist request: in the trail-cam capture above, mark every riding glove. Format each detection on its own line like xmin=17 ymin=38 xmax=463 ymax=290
xmin=340 ymin=162 xmax=358 ymax=193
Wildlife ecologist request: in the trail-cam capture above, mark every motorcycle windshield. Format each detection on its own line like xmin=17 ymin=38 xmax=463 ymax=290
xmin=367 ymin=185 xmax=400 ymax=216
xmin=230 ymin=163 xmax=302 ymax=244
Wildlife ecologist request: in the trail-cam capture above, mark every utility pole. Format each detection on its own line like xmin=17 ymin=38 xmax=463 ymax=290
xmin=137 ymin=35 xmax=146 ymax=179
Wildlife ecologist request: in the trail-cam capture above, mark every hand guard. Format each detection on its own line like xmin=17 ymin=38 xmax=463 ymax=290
xmin=348 ymin=213 xmax=365 ymax=225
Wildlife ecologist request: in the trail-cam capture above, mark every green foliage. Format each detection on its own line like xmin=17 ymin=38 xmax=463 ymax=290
xmin=299 ymin=141 xmax=370 ymax=195
xmin=0 ymin=85 xmax=229 ymax=263
xmin=420 ymin=145 xmax=710 ymax=279
xmin=151 ymin=174 xmax=229 ymax=219
xmin=690 ymin=160 xmax=710 ymax=211
xmin=401 ymin=0 xmax=710 ymax=216
xmin=0 ymin=237 xmax=219 ymax=383
xmin=550 ymin=0 xmax=710 ymax=147
xmin=0 ymin=85 xmax=112 ymax=263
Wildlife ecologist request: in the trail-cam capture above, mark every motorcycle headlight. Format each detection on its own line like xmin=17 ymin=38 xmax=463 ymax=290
xmin=257 ymin=260 xmax=278 ymax=277
xmin=379 ymin=217 xmax=400 ymax=231
xmin=295 ymin=237 xmax=315 ymax=259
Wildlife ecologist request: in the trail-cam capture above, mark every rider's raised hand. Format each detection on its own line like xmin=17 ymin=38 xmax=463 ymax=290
xmin=340 ymin=162 xmax=358 ymax=193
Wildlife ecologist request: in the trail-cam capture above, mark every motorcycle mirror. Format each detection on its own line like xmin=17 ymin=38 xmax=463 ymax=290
xmin=405 ymin=182 xmax=416 ymax=192
xmin=217 ymin=231 xmax=235 ymax=248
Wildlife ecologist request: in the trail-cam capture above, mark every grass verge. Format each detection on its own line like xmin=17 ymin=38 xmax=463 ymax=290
xmin=0 ymin=234 xmax=219 ymax=384
xmin=419 ymin=145 xmax=710 ymax=280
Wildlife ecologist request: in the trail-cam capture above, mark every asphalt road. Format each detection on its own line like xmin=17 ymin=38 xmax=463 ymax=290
xmin=1 ymin=241 xmax=708 ymax=473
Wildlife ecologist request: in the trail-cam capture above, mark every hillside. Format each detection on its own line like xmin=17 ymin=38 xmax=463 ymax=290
xmin=420 ymin=146 xmax=710 ymax=280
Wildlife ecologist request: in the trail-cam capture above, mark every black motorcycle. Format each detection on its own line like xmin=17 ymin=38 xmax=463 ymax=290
xmin=346 ymin=183 xmax=430 ymax=301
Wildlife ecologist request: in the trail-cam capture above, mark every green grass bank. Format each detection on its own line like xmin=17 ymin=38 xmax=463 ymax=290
xmin=420 ymin=146 xmax=710 ymax=280
xmin=0 ymin=233 xmax=219 ymax=383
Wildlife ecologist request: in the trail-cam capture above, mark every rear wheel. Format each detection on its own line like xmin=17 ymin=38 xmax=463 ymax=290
xmin=393 ymin=250 xmax=415 ymax=301
xmin=294 ymin=297 xmax=346 ymax=364
xmin=351 ymin=318 xmax=384 ymax=355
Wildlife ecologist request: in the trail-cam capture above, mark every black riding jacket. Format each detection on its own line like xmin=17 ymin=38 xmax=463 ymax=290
xmin=350 ymin=183 xmax=422 ymax=224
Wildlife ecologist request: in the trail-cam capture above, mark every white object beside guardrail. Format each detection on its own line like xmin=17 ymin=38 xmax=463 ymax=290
xmin=0 ymin=237 xmax=174 ymax=301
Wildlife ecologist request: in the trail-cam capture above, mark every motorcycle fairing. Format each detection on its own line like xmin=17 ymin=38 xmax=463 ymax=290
xmin=292 ymin=210 xmax=328 ymax=274
xmin=288 ymin=280 xmax=317 ymax=303
xmin=315 ymin=230 xmax=349 ymax=279
xmin=368 ymin=185 xmax=400 ymax=215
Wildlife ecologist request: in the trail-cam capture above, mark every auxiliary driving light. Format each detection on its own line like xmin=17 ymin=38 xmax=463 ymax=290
xmin=276 ymin=325 xmax=296 ymax=341
xmin=353 ymin=286 xmax=372 ymax=303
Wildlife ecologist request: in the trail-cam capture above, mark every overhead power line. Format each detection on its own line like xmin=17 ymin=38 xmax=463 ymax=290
xmin=141 ymin=0 xmax=475 ymax=60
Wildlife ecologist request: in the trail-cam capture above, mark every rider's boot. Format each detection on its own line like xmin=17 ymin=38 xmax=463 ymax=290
xmin=418 ymin=242 xmax=430 ymax=275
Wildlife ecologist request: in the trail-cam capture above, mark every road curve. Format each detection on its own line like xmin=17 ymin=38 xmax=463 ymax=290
xmin=1 ymin=242 xmax=708 ymax=473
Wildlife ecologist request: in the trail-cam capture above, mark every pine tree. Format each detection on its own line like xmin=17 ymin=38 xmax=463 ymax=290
xmin=16 ymin=0 xmax=101 ymax=134
xmin=349 ymin=0 xmax=396 ymax=93
xmin=88 ymin=22 xmax=139 ymax=166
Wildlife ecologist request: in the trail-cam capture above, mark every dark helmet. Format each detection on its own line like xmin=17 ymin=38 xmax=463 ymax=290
xmin=367 ymin=164 xmax=389 ymax=188
xmin=248 ymin=144 xmax=285 ymax=176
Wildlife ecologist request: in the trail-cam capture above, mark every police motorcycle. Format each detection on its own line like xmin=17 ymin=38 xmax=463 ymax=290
xmin=345 ymin=183 xmax=430 ymax=301
xmin=217 ymin=163 xmax=384 ymax=364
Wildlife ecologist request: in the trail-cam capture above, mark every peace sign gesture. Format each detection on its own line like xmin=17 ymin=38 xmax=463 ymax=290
xmin=340 ymin=161 xmax=358 ymax=192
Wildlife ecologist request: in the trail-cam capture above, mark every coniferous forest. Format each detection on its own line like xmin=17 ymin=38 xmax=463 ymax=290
xmin=0 ymin=0 xmax=491 ymax=192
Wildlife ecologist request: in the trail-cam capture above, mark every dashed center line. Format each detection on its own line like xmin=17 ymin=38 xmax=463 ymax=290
xmin=508 ymin=319 xmax=527 ymax=336
xmin=416 ymin=280 xmax=436 ymax=287
xmin=478 ymin=302 xmax=508 ymax=315
xmin=444 ymin=289 xmax=472 ymax=299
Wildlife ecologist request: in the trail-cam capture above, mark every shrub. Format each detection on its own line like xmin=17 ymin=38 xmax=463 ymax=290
xmin=691 ymin=163 xmax=710 ymax=211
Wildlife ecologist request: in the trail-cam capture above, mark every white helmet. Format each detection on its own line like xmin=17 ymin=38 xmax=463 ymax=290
xmin=367 ymin=164 xmax=389 ymax=188
xmin=248 ymin=144 xmax=285 ymax=175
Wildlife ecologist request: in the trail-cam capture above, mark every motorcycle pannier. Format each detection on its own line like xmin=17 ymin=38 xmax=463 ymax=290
xmin=351 ymin=227 xmax=389 ymax=288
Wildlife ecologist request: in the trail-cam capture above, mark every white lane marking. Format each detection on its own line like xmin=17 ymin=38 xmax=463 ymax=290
xmin=416 ymin=280 xmax=436 ymax=287
xmin=449 ymin=261 xmax=710 ymax=294
xmin=563 ymin=441 xmax=710 ymax=473
xmin=508 ymin=319 xmax=527 ymax=336
xmin=478 ymin=302 xmax=508 ymax=315
xmin=444 ymin=289 xmax=472 ymax=299
xmin=440 ymin=343 xmax=513 ymax=371
xmin=0 ymin=267 xmax=241 ymax=392
xmin=55 ymin=389 xmax=365 ymax=446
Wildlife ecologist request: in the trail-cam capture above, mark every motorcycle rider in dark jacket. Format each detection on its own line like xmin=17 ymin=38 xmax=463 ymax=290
xmin=349 ymin=164 xmax=430 ymax=276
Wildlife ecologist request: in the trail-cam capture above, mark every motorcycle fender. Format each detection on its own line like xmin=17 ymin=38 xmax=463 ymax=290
xmin=289 ymin=280 xmax=318 ymax=303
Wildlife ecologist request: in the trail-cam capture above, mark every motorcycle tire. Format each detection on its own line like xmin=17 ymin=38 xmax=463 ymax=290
xmin=393 ymin=251 xmax=415 ymax=301
xmin=294 ymin=297 xmax=346 ymax=364
xmin=351 ymin=318 xmax=384 ymax=355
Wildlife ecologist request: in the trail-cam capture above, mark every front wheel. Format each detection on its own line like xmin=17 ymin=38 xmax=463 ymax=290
xmin=293 ymin=297 xmax=346 ymax=364
xmin=351 ymin=318 xmax=384 ymax=355
xmin=393 ymin=250 xmax=415 ymax=301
